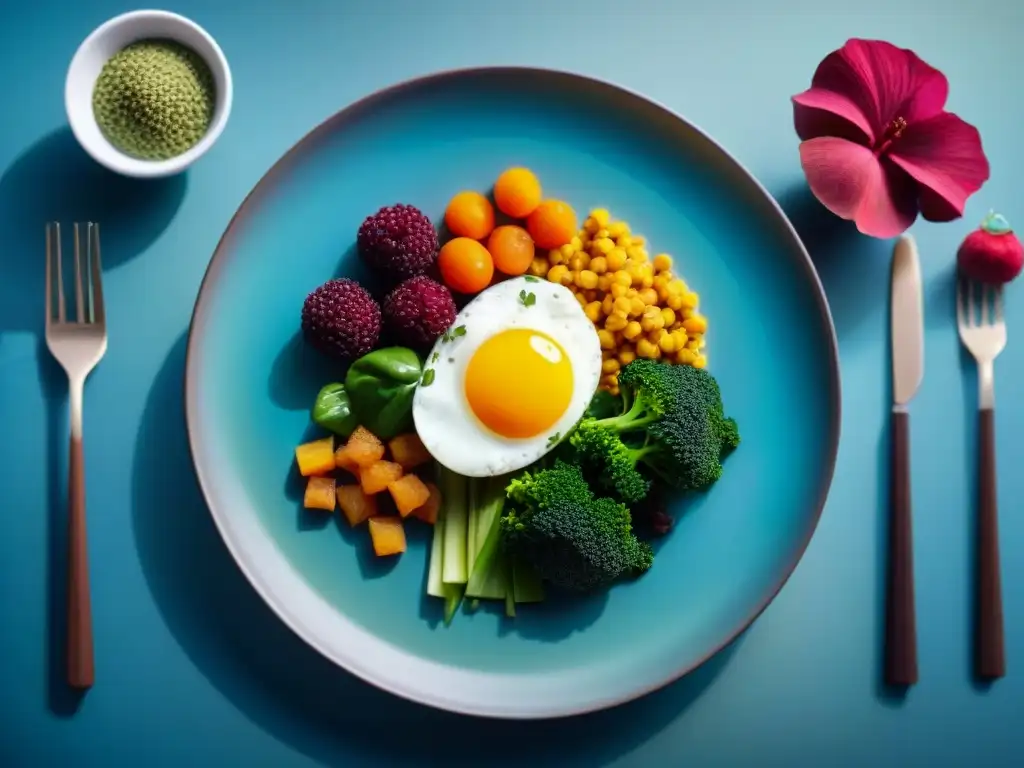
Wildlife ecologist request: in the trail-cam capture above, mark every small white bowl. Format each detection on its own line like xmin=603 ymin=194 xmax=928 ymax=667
xmin=65 ymin=10 xmax=233 ymax=178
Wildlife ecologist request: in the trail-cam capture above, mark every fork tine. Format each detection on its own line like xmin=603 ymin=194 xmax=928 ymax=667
xmin=73 ymin=223 xmax=85 ymax=323
xmin=55 ymin=222 xmax=65 ymax=323
xmin=981 ymin=283 xmax=991 ymax=326
xmin=967 ymin=280 xmax=976 ymax=327
xmin=89 ymin=223 xmax=105 ymax=326
xmin=956 ymin=279 xmax=964 ymax=328
xmin=995 ymin=285 xmax=1004 ymax=325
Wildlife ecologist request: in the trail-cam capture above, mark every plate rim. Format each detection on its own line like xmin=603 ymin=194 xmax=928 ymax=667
xmin=183 ymin=65 xmax=842 ymax=719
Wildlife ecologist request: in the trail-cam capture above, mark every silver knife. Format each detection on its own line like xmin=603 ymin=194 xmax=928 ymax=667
xmin=886 ymin=233 xmax=923 ymax=687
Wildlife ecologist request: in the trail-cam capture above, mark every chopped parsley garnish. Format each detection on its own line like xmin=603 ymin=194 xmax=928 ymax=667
xmin=421 ymin=368 xmax=436 ymax=387
xmin=524 ymin=275 xmax=539 ymax=283
xmin=547 ymin=432 xmax=561 ymax=448
xmin=431 ymin=352 xmax=440 ymax=363
xmin=519 ymin=290 xmax=536 ymax=307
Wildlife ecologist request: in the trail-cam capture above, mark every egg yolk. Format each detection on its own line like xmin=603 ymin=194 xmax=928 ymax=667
xmin=464 ymin=329 xmax=574 ymax=439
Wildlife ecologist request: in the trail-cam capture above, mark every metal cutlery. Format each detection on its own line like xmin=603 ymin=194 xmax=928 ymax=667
xmin=957 ymin=277 xmax=1007 ymax=680
xmin=45 ymin=222 xmax=107 ymax=690
xmin=886 ymin=233 xmax=923 ymax=687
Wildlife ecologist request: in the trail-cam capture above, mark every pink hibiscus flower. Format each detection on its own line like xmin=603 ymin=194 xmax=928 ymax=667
xmin=792 ymin=38 xmax=990 ymax=238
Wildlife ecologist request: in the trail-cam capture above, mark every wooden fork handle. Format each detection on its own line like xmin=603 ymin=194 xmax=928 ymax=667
xmin=886 ymin=409 xmax=918 ymax=687
xmin=977 ymin=407 xmax=1005 ymax=680
xmin=68 ymin=434 xmax=94 ymax=688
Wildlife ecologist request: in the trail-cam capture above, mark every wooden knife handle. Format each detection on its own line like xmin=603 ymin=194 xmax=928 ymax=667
xmin=885 ymin=409 xmax=918 ymax=687
xmin=67 ymin=434 xmax=94 ymax=689
xmin=976 ymin=407 xmax=1005 ymax=680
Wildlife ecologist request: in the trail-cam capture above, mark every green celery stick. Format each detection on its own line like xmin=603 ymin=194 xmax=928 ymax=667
xmin=465 ymin=476 xmax=509 ymax=600
xmin=513 ymin=558 xmax=545 ymax=603
xmin=441 ymin=468 xmax=468 ymax=585
xmin=426 ymin=501 xmax=446 ymax=598
xmin=443 ymin=583 xmax=464 ymax=625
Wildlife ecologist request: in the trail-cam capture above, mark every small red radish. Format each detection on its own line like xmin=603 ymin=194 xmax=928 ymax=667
xmin=957 ymin=211 xmax=1024 ymax=284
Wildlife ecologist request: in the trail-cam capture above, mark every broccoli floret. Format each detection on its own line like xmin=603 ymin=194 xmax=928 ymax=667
xmin=570 ymin=359 xmax=740 ymax=495
xmin=501 ymin=462 xmax=652 ymax=592
xmin=569 ymin=421 xmax=650 ymax=504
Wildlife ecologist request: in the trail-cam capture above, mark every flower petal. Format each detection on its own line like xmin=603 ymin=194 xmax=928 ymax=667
xmin=887 ymin=112 xmax=991 ymax=222
xmin=793 ymin=88 xmax=874 ymax=144
xmin=799 ymin=136 xmax=918 ymax=238
xmin=809 ymin=39 xmax=949 ymax=136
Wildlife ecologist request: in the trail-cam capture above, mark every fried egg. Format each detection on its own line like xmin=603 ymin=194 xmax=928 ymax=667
xmin=412 ymin=276 xmax=602 ymax=477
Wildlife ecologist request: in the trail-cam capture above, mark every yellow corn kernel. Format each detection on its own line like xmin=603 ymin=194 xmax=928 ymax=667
xmin=597 ymin=329 xmax=616 ymax=350
xmin=584 ymin=216 xmax=600 ymax=235
xmin=606 ymin=249 xmax=627 ymax=271
xmin=609 ymin=386 xmax=620 ymax=396
xmin=682 ymin=291 xmax=700 ymax=309
xmin=601 ymin=294 xmax=615 ymax=316
xmin=605 ymin=314 xmax=628 ymax=332
xmin=666 ymin=293 xmax=683 ymax=311
xmin=594 ymin=229 xmax=609 ymax=241
xmin=601 ymin=373 xmax=618 ymax=389
xmin=653 ymin=274 xmax=669 ymax=291
xmin=636 ymin=339 xmax=661 ymax=359
xmin=602 ymin=358 xmax=620 ymax=374
xmin=613 ymin=270 xmax=632 ymax=287
xmin=589 ymin=256 xmax=607 ymax=275
xmin=666 ymin=278 xmax=685 ymax=296
xmin=611 ymin=296 xmax=631 ymax=315
xmin=638 ymin=287 xmax=659 ymax=306
xmin=631 ymin=235 xmax=645 ymax=246
xmin=528 ymin=257 xmax=548 ymax=277
xmin=682 ymin=307 xmax=696 ymax=320
xmin=671 ymin=329 xmax=688 ymax=349
xmin=641 ymin=307 xmax=665 ymax=333
xmin=627 ymin=246 xmax=648 ymax=262
xmin=617 ymin=235 xmax=633 ymax=249
xmin=570 ymin=235 xmax=583 ymax=251
xmin=653 ymin=254 xmax=672 ymax=272
xmin=618 ymin=346 xmax=636 ymax=365
xmin=677 ymin=348 xmax=697 ymax=364
xmin=566 ymin=255 xmax=584 ymax=271
xmin=577 ymin=270 xmax=599 ymax=290
xmin=584 ymin=301 xmax=602 ymax=323
xmin=641 ymin=275 xmax=654 ymax=289
xmin=583 ymin=289 xmax=598 ymax=303
xmin=610 ymin=283 xmax=629 ymax=299
xmin=626 ymin=297 xmax=643 ymax=317
xmin=682 ymin=314 xmax=707 ymax=334
xmin=547 ymin=248 xmax=566 ymax=265
xmin=607 ymin=221 xmax=630 ymax=239
xmin=661 ymin=307 xmax=676 ymax=327
xmin=693 ymin=354 xmax=707 ymax=369
xmin=564 ymin=243 xmax=580 ymax=259
xmin=623 ymin=321 xmax=643 ymax=340
xmin=590 ymin=208 xmax=610 ymax=228
xmin=575 ymin=291 xmax=588 ymax=308
xmin=686 ymin=338 xmax=701 ymax=351
xmin=658 ymin=332 xmax=677 ymax=354
xmin=592 ymin=237 xmax=615 ymax=255
xmin=547 ymin=264 xmax=569 ymax=285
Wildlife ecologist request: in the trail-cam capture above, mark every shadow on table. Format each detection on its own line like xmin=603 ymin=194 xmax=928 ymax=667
xmin=0 ymin=128 xmax=187 ymax=718
xmin=775 ymin=184 xmax=894 ymax=341
xmin=132 ymin=332 xmax=739 ymax=768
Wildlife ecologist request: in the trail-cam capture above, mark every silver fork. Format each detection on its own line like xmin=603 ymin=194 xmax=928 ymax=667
xmin=45 ymin=222 xmax=107 ymax=690
xmin=957 ymin=277 xmax=1006 ymax=681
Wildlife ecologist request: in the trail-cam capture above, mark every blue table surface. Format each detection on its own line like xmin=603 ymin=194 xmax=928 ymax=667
xmin=2 ymin=1 xmax=1023 ymax=765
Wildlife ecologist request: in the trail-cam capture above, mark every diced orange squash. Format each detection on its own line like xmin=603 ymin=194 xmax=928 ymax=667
xmin=387 ymin=433 xmax=432 ymax=469
xmin=334 ymin=444 xmax=360 ymax=475
xmin=368 ymin=516 xmax=406 ymax=556
xmin=336 ymin=484 xmax=378 ymax=527
xmin=295 ymin=436 xmax=335 ymax=477
xmin=360 ymin=460 xmax=404 ymax=495
xmin=345 ymin=426 xmax=386 ymax=468
xmin=388 ymin=474 xmax=431 ymax=517
xmin=411 ymin=481 xmax=441 ymax=525
xmin=304 ymin=476 xmax=336 ymax=511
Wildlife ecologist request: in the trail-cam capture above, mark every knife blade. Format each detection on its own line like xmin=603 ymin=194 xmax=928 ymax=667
xmin=886 ymin=232 xmax=922 ymax=687
xmin=892 ymin=234 xmax=924 ymax=406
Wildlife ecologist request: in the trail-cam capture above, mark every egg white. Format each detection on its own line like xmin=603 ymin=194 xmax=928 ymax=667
xmin=412 ymin=276 xmax=602 ymax=477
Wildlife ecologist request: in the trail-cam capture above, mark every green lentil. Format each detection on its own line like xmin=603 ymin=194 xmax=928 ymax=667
xmin=92 ymin=39 xmax=215 ymax=161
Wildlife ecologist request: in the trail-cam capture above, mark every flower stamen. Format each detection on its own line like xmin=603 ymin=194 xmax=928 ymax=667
xmin=876 ymin=116 xmax=908 ymax=155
